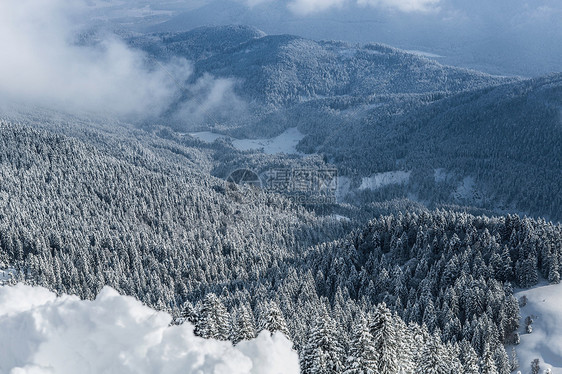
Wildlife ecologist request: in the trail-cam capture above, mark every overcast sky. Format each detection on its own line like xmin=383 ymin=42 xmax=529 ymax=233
xmin=0 ymin=0 xmax=560 ymax=118
xmin=84 ymin=0 xmax=561 ymax=77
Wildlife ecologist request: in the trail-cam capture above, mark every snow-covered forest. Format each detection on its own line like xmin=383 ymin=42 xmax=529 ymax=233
xmin=1 ymin=118 xmax=561 ymax=372
xmin=0 ymin=0 xmax=561 ymax=373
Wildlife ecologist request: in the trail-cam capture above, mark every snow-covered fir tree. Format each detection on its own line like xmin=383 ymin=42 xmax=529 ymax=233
xmin=343 ymin=314 xmax=376 ymax=374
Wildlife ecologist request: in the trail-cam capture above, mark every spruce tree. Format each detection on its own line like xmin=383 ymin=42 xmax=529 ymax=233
xmin=531 ymin=358 xmax=540 ymax=374
xmin=414 ymin=333 xmax=455 ymax=374
xmin=509 ymin=347 xmax=519 ymax=372
xmin=480 ymin=343 xmax=499 ymax=374
xmin=370 ymin=303 xmax=400 ymax=374
xmin=459 ymin=340 xmax=480 ymax=374
xmin=233 ymin=305 xmax=256 ymax=344
xmin=344 ymin=314 xmax=376 ymax=374
xmin=259 ymin=301 xmax=290 ymax=337
xmin=195 ymin=293 xmax=230 ymax=340
xmin=301 ymin=313 xmax=344 ymax=374
xmin=494 ymin=346 xmax=510 ymax=374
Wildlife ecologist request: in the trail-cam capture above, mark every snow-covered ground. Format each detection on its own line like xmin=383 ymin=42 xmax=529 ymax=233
xmin=338 ymin=48 xmax=358 ymax=59
xmin=0 ymin=267 xmax=15 ymax=285
xmin=330 ymin=214 xmax=350 ymax=222
xmin=453 ymin=176 xmax=476 ymax=200
xmin=359 ymin=170 xmax=411 ymax=190
xmin=336 ymin=176 xmax=352 ymax=201
xmin=189 ymin=127 xmax=305 ymax=155
xmin=0 ymin=284 xmax=300 ymax=374
xmin=434 ymin=168 xmax=451 ymax=183
xmin=232 ymin=127 xmax=304 ymax=155
xmin=405 ymin=50 xmax=443 ymax=58
xmin=511 ymin=282 xmax=562 ymax=374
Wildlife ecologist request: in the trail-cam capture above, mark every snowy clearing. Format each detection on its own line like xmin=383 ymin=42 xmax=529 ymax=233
xmin=452 ymin=176 xmax=484 ymax=204
xmin=359 ymin=171 xmax=411 ymax=190
xmin=511 ymin=282 xmax=562 ymax=374
xmin=338 ymin=48 xmax=358 ymax=59
xmin=434 ymin=168 xmax=452 ymax=183
xmin=231 ymin=127 xmax=304 ymax=155
xmin=189 ymin=127 xmax=305 ymax=155
xmin=0 ymin=284 xmax=300 ymax=374
xmin=336 ymin=176 xmax=351 ymax=201
xmin=453 ymin=176 xmax=475 ymax=200
xmin=405 ymin=49 xmax=443 ymax=58
xmin=330 ymin=214 xmax=350 ymax=222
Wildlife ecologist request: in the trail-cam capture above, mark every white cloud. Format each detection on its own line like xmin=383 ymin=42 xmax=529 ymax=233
xmin=288 ymin=0 xmax=348 ymax=15
xmin=175 ymin=74 xmax=248 ymax=128
xmin=287 ymin=0 xmax=440 ymax=15
xmin=357 ymin=0 xmax=440 ymax=12
xmin=241 ymin=0 xmax=275 ymax=8
xmin=0 ymin=284 xmax=301 ymax=374
xmin=0 ymin=0 xmax=191 ymax=120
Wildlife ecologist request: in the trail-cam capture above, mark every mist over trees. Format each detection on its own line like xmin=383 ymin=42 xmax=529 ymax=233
xmin=0 ymin=21 xmax=561 ymax=374
xmin=129 ymin=28 xmax=562 ymax=221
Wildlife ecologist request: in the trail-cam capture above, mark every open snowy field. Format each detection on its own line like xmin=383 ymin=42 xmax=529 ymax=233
xmin=190 ymin=127 xmax=304 ymax=155
xmin=512 ymin=282 xmax=562 ymax=374
xmin=359 ymin=171 xmax=411 ymax=190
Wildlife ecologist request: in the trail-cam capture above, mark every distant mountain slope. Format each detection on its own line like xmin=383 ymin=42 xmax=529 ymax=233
xmin=126 ymin=26 xmax=562 ymax=220
xmin=132 ymin=27 xmax=515 ymax=108
xmin=129 ymin=25 xmax=266 ymax=62
xmin=195 ymin=37 xmax=513 ymax=106
xmin=215 ymin=71 xmax=561 ymax=220
xmin=143 ymin=0 xmax=562 ymax=77
xmin=307 ymin=74 xmax=562 ymax=220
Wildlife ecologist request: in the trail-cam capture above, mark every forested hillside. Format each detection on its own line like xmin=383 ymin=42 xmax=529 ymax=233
xmin=132 ymin=26 xmax=514 ymax=108
xmin=301 ymin=74 xmax=562 ymax=221
xmin=1 ymin=20 xmax=561 ymax=373
xmin=1 ymin=119 xmax=561 ymax=373
xmin=0 ymin=121 xmax=345 ymax=305
xmin=125 ymin=27 xmax=562 ymax=221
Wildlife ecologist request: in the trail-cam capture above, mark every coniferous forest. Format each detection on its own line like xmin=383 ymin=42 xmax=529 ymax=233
xmin=1 ymin=110 xmax=561 ymax=372
xmin=0 ymin=5 xmax=561 ymax=373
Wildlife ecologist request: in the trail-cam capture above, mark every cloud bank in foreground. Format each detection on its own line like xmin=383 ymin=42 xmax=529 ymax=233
xmin=0 ymin=0 xmax=191 ymax=119
xmin=0 ymin=284 xmax=300 ymax=374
